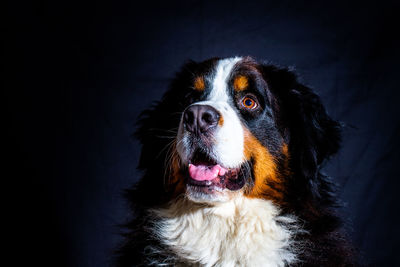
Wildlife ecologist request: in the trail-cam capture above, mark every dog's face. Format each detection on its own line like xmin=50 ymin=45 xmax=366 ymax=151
xmin=135 ymin=56 xmax=340 ymax=207
xmin=175 ymin=57 xmax=286 ymax=203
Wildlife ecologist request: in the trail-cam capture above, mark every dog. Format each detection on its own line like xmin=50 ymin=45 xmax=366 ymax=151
xmin=115 ymin=56 xmax=354 ymax=266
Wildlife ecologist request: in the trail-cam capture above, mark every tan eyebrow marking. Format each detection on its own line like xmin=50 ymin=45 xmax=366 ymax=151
xmin=233 ymin=75 xmax=249 ymax=91
xmin=193 ymin=76 xmax=205 ymax=91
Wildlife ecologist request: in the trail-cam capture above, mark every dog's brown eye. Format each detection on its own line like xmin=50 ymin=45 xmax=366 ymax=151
xmin=241 ymin=96 xmax=258 ymax=109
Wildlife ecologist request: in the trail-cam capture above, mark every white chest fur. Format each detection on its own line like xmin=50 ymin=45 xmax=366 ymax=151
xmin=150 ymin=196 xmax=300 ymax=267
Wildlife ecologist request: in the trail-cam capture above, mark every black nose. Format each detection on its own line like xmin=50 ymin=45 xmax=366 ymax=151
xmin=183 ymin=105 xmax=220 ymax=133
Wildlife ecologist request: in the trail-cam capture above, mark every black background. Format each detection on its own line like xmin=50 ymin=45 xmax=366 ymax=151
xmin=4 ymin=0 xmax=400 ymax=266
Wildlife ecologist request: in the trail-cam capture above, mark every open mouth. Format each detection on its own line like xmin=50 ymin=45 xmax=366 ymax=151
xmin=185 ymin=151 xmax=247 ymax=193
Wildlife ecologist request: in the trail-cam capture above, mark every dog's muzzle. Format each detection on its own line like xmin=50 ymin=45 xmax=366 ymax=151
xmin=183 ymin=104 xmax=220 ymax=135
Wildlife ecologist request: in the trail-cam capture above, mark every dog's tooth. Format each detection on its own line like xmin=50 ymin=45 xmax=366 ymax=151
xmin=212 ymin=186 xmax=221 ymax=192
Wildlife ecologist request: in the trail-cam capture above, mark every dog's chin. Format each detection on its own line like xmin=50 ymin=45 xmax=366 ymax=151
xmin=185 ymin=186 xmax=233 ymax=203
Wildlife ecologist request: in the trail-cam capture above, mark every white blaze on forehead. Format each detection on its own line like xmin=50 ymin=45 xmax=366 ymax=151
xmin=177 ymin=57 xmax=246 ymax=169
xmin=208 ymin=57 xmax=242 ymax=102
xmin=207 ymin=57 xmax=244 ymax=168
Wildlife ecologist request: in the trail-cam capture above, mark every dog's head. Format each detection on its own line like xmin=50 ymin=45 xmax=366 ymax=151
xmin=135 ymin=56 xmax=341 ymax=206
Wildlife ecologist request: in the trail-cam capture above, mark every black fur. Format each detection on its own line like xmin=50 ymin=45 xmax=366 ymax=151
xmin=114 ymin=57 xmax=355 ymax=266
xmin=260 ymin=64 xmax=355 ymax=265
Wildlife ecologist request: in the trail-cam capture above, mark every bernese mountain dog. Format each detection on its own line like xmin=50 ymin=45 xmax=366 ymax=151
xmin=116 ymin=56 xmax=355 ymax=266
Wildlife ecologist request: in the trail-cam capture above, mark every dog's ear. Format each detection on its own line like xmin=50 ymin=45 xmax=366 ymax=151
xmin=260 ymin=65 xmax=341 ymax=179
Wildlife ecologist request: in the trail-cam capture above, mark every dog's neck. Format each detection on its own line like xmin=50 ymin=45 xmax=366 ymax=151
xmin=149 ymin=195 xmax=301 ymax=267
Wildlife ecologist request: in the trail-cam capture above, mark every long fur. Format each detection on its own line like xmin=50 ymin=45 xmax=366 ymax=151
xmin=114 ymin=57 xmax=355 ymax=266
xmin=148 ymin=195 xmax=300 ymax=267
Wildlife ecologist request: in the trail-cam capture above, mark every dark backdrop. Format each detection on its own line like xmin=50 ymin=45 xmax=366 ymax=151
xmin=4 ymin=0 xmax=400 ymax=266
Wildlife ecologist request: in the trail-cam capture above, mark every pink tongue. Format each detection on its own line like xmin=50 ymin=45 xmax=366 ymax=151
xmin=189 ymin=164 xmax=227 ymax=181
